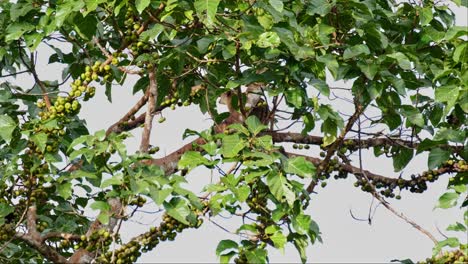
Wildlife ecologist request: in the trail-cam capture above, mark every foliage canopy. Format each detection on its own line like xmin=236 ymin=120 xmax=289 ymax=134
xmin=0 ymin=0 xmax=467 ymax=263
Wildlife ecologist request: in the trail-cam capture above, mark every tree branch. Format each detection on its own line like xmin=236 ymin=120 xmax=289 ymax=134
xmin=139 ymin=70 xmax=158 ymax=153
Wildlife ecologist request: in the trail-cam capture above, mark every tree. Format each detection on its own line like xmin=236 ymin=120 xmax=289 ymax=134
xmin=0 ymin=0 xmax=467 ymax=263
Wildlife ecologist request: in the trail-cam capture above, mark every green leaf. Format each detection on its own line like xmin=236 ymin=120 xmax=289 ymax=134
xmin=428 ymin=148 xmax=450 ymax=170
xmin=200 ymin=141 xmax=217 ymax=156
xmin=436 ymin=192 xmax=459 ymax=209
xmin=57 ymin=182 xmax=72 ymax=199
xmin=392 ymin=147 xmax=414 ymax=172
xmin=30 ymin=132 xmax=48 ymax=153
xmin=270 ymin=231 xmax=287 ymax=250
xmin=245 ymin=116 xmax=267 ymax=136
xmin=149 ymin=186 xmax=172 ymax=205
xmin=292 ymin=234 xmax=309 ymax=263
xmin=216 ymin=240 xmax=238 ymax=256
xmin=357 ymin=61 xmax=379 ymax=80
xmin=308 ymin=0 xmax=335 ymax=16
xmin=194 ymin=0 xmax=221 ymax=26
xmin=245 ymin=248 xmax=267 ymax=264
xmin=400 ymin=106 xmax=425 ymax=127
xmin=419 ymin=7 xmax=433 ymax=26
xmin=257 ymin=32 xmax=281 ymax=48
xmin=221 ymin=134 xmax=246 ymax=158
xmin=178 ymin=151 xmax=211 ymax=170
xmin=253 ymin=135 xmax=273 ymax=150
xmin=343 ymin=44 xmax=370 ymax=60
xmin=292 ymin=214 xmax=312 ymax=235
xmin=433 ymin=237 xmax=460 ymax=256
xmin=269 ymin=0 xmax=284 ymax=12
xmin=55 ymin=1 xmax=85 ymax=27
xmin=135 ymin=0 xmax=150 ymax=13
xmin=0 ymin=115 xmax=16 ymax=143
xmin=446 ymin=222 xmax=466 ymax=232
xmin=266 ymin=171 xmax=295 ymax=206
xmin=5 ymin=22 xmax=35 ymax=42
xmin=73 ymin=14 xmax=98 ymax=40
xmin=0 ymin=204 xmax=14 ymax=225
xmin=284 ymin=157 xmax=316 ymax=178
xmin=233 ymin=185 xmax=250 ymax=202
xmin=90 ymin=201 xmax=110 ymax=211
xmin=164 ymin=197 xmax=190 ymax=225
xmin=285 ymin=88 xmax=303 ymax=108
xmin=387 ymin=52 xmax=412 ymax=70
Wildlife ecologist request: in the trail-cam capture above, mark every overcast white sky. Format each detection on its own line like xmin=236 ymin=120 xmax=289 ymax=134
xmin=5 ymin=3 xmax=467 ymax=263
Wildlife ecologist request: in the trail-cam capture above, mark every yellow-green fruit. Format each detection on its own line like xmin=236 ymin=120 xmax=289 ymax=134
xmin=74 ymin=91 xmax=82 ymax=97
xmin=111 ymin=58 xmax=118 ymax=65
xmin=104 ymin=65 xmax=111 ymax=71
xmin=158 ymin=117 xmax=166 ymax=123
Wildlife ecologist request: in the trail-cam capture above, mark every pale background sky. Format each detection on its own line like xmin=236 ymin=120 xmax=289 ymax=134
xmin=5 ymin=3 xmax=467 ymax=263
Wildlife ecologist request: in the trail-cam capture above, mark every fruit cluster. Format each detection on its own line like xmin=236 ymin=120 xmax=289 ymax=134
xmin=97 ymin=213 xmax=203 ymax=263
xmin=77 ymin=229 xmax=112 ymax=252
xmin=97 ymin=214 xmax=203 ymax=264
xmin=0 ymin=223 xmax=15 ymax=241
xmin=419 ymin=249 xmax=467 ymax=264
xmin=129 ymin=196 xmax=147 ymax=207
xmin=292 ymin=144 xmax=310 ymax=150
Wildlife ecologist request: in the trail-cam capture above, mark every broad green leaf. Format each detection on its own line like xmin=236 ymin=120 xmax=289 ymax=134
xmin=285 ymin=88 xmax=303 ymax=108
xmin=55 ymin=1 xmax=85 ymax=27
xmin=30 ymin=132 xmax=48 ymax=153
xmin=387 ymin=52 xmax=412 ymax=70
xmin=270 ymin=231 xmax=287 ymax=250
xmin=257 ymin=32 xmax=281 ymax=48
xmin=233 ymin=185 xmax=250 ymax=202
xmin=433 ymin=237 xmax=460 ymax=256
xmin=253 ymin=135 xmax=273 ymax=150
xmin=357 ymin=61 xmax=379 ymax=80
xmin=343 ymin=44 xmax=370 ymax=60
xmin=245 ymin=248 xmax=268 ymax=264
xmin=284 ymin=157 xmax=316 ymax=178
xmin=178 ymin=151 xmax=211 ymax=170
xmin=149 ymin=186 xmax=172 ymax=205
xmin=164 ymin=197 xmax=190 ymax=225
xmin=245 ymin=116 xmax=267 ymax=135
xmin=200 ymin=141 xmax=217 ymax=156
xmin=446 ymin=222 xmax=466 ymax=232
xmin=5 ymin=22 xmax=35 ymax=42
xmin=436 ymin=192 xmax=459 ymax=209
xmin=400 ymin=106 xmax=425 ymax=127
xmin=269 ymin=0 xmax=284 ymax=12
xmin=308 ymin=0 xmax=335 ymax=16
xmin=266 ymin=171 xmax=295 ymax=206
xmin=90 ymin=201 xmax=111 ymax=211
xmin=428 ymin=148 xmax=450 ymax=170
xmin=57 ymin=182 xmax=72 ymax=199
xmin=453 ymin=43 xmax=467 ymax=63
xmin=135 ymin=0 xmax=150 ymax=14
xmin=216 ymin=240 xmax=238 ymax=256
xmin=292 ymin=234 xmax=308 ymax=263
xmin=0 ymin=204 xmax=14 ymax=225
xmin=194 ymin=0 xmax=221 ymax=26
xmin=0 ymin=115 xmax=16 ymax=143
xmin=221 ymin=134 xmax=246 ymax=158
xmin=392 ymin=147 xmax=414 ymax=172
xmin=292 ymin=214 xmax=312 ymax=235
xmin=420 ymin=7 xmax=433 ymax=26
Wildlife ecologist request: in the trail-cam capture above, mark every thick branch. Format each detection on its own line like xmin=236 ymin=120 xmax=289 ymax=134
xmin=139 ymin=71 xmax=158 ymax=152
xmin=11 ymin=207 xmax=68 ymax=263
xmin=106 ymin=89 xmax=150 ymax=136
xmin=266 ymin=132 xmax=463 ymax=153
xmin=306 ymin=104 xmax=364 ymax=193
